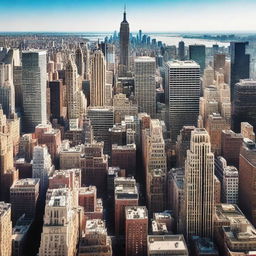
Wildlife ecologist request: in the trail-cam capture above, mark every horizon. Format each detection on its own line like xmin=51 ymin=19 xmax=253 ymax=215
xmin=1 ymin=0 xmax=256 ymax=32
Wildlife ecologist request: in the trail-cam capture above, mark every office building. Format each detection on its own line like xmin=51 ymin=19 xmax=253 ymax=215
xmin=66 ymin=57 xmax=80 ymax=120
xmin=39 ymin=188 xmax=80 ymax=256
xmin=75 ymin=45 xmax=84 ymax=77
xmin=87 ymin=107 xmax=113 ymax=154
xmin=125 ymin=206 xmax=148 ymax=256
xmin=32 ymin=145 xmax=54 ymax=195
xmin=183 ymin=128 xmax=214 ymax=240
xmin=78 ymin=219 xmax=112 ymax=256
xmin=134 ymin=56 xmax=156 ymax=117
xmin=119 ymin=7 xmax=130 ymax=73
xmin=230 ymin=42 xmax=250 ymax=102
xmin=239 ymin=139 xmax=256 ymax=226
xmin=165 ymin=61 xmax=200 ymax=142
xmin=0 ymin=202 xmax=12 ymax=256
xmin=10 ymin=178 xmax=39 ymax=224
xmin=191 ymin=236 xmax=219 ymax=256
xmin=111 ymin=143 xmax=136 ymax=177
xmin=233 ymin=79 xmax=256 ymax=133
xmin=178 ymin=41 xmax=185 ymax=61
xmin=221 ymin=130 xmax=243 ymax=168
xmin=189 ymin=45 xmax=206 ymax=72
xmin=22 ymin=50 xmax=47 ymax=132
xmin=114 ymin=177 xmax=139 ymax=235
xmin=214 ymin=54 xmax=226 ymax=75
xmin=214 ymin=204 xmax=256 ymax=255
xmin=241 ymin=122 xmax=255 ymax=141
xmin=90 ymin=49 xmax=106 ymax=107
xmin=147 ymin=235 xmax=188 ymax=256
xmin=49 ymin=80 xmax=64 ymax=120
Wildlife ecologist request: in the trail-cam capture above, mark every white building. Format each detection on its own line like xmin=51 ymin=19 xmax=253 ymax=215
xmin=22 ymin=50 xmax=47 ymax=132
xmin=32 ymin=145 xmax=54 ymax=194
xmin=38 ymin=188 xmax=80 ymax=256
xmin=135 ymin=56 xmax=156 ymax=118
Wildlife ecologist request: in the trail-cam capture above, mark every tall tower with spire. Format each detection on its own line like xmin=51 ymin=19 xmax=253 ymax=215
xmin=119 ymin=5 xmax=130 ymax=74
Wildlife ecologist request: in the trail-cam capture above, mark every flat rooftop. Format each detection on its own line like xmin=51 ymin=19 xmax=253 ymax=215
xmin=12 ymin=178 xmax=39 ymax=187
xmin=148 ymin=235 xmax=188 ymax=253
xmin=166 ymin=60 xmax=200 ymax=69
xmin=126 ymin=206 xmax=148 ymax=220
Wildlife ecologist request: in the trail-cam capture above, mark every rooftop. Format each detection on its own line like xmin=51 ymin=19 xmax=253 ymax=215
xmin=148 ymin=235 xmax=188 ymax=253
xmin=12 ymin=178 xmax=40 ymax=187
xmin=125 ymin=206 xmax=148 ymax=220
xmin=0 ymin=201 xmax=11 ymax=217
xmin=166 ymin=60 xmax=200 ymax=68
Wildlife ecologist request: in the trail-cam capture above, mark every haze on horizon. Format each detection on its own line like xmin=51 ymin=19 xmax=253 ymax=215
xmin=0 ymin=0 xmax=256 ymax=32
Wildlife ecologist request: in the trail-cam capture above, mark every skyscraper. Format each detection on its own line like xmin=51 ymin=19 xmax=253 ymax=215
xmin=178 ymin=41 xmax=185 ymax=61
xmin=189 ymin=45 xmax=206 ymax=73
xmin=0 ymin=202 xmax=12 ymax=256
xmin=90 ymin=49 xmax=106 ymax=107
xmin=183 ymin=128 xmax=214 ymax=240
xmin=239 ymin=139 xmax=256 ymax=226
xmin=134 ymin=56 xmax=156 ymax=117
xmin=22 ymin=50 xmax=47 ymax=132
xmin=75 ymin=44 xmax=84 ymax=77
xmin=66 ymin=57 xmax=80 ymax=120
xmin=233 ymin=79 xmax=256 ymax=133
xmin=165 ymin=60 xmax=200 ymax=142
xmin=230 ymin=42 xmax=250 ymax=102
xmin=0 ymin=63 xmax=15 ymax=118
xmin=119 ymin=7 xmax=130 ymax=72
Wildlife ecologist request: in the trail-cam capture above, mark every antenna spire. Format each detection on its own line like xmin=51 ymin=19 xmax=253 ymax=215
xmin=123 ymin=4 xmax=127 ymax=21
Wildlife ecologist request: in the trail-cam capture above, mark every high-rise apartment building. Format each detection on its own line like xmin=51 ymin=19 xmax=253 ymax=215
xmin=0 ymin=202 xmax=12 ymax=256
xmin=125 ymin=206 xmax=148 ymax=256
xmin=135 ymin=56 xmax=156 ymax=118
xmin=22 ymin=50 xmax=47 ymax=132
xmin=189 ymin=45 xmax=206 ymax=73
xmin=165 ymin=61 xmax=200 ymax=142
xmin=183 ymin=128 xmax=214 ymax=240
xmin=114 ymin=177 xmax=139 ymax=235
xmin=39 ymin=188 xmax=80 ymax=256
xmin=78 ymin=219 xmax=112 ymax=256
xmin=230 ymin=42 xmax=250 ymax=102
xmin=10 ymin=178 xmax=39 ymax=224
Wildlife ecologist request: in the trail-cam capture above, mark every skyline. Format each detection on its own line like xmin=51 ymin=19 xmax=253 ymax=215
xmin=1 ymin=0 xmax=256 ymax=32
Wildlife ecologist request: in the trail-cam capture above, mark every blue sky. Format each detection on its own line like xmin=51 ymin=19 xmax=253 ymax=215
xmin=0 ymin=0 xmax=255 ymax=32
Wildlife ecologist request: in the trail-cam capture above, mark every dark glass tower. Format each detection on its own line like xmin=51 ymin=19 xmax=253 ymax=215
xmin=233 ymin=79 xmax=256 ymax=133
xmin=189 ymin=44 xmax=206 ymax=73
xmin=230 ymin=42 xmax=250 ymax=102
xmin=178 ymin=41 xmax=185 ymax=60
xmin=119 ymin=7 xmax=130 ymax=69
